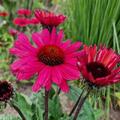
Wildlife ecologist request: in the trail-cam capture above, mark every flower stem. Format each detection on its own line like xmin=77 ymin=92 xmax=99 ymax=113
xmin=69 ymin=88 xmax=85 ymax=116
xmin=57 ymin=88 xmax=61 ymax=95
xmin=73 ymin=89 xmax=91 ymax=120
xmin=44 ymin=90 xmax=49 ymax=120
xmin=11 ymin=103 xmax=26 ymax=120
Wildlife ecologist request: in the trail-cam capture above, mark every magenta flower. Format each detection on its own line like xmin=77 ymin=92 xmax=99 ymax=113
xmin=17 ymin=8 xmax=31 ymax=16
xmin=30 ymin=17 xmax=40 ymax=25
xmin=13 ymin=18 xmax=30 ymax=27
xmin=10 ymin=28 xmax=81 ymax=92
xmin=0 ymin=11 xmax=8 ymax=17
xmin=34 ymin=9 xmax=66 ymax=28
xmin=77 ymin=45 xmax=120 ymax=87
xmin=9 ymin=28 xmax=19 ymax=37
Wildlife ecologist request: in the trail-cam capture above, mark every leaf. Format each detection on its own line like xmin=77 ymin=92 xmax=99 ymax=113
xmin=115 ymin=92 xmax=120 ymax=99
xmin=31 ymin=92 xmax=45 ymax=120
xmin=49 ymin=96 xmax=63 ymax=120
xmin=11 ymin=92 xmax=33 ymax=120
xmin=31 ymin=103 xmax=44 ymax=120
xmin=67 ymin=85 xmax=82 ymax=101
xmin=67 ymin=85 xmax=103 ymax=120
xmin=0 ymin=114 xmax=21 ymax=120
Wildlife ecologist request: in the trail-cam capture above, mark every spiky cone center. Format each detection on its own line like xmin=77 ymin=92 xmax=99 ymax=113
xmin=38 ymin=45 xmax=64 ymax=66
xmin=86 ymin=62 xmax=111 ymax=79
xmin=0 ymin=81 xmax=13 ymax=102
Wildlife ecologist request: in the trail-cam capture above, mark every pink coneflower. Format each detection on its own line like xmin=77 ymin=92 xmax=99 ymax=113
xmin=10 ymin=28 xmax=81 ymax=92
xmin=0 ymin=11 xmax=8 ymax=17
xmin=17 ymin=8 xmax=31 ymax=16
xmin=9 ymin=28 xmax=19 ymax=37
xmin=34 ymin=9 xmax=66 ymax=30
xmin=0 ymin=81 xmax=13 ymax=102
xmin=13 ymin=18 xmax=30 ymax=27
xmin=77 ymin=45 xmax=120 ymax=88
xmin=30 ymin=17 xmax=40 ymax=25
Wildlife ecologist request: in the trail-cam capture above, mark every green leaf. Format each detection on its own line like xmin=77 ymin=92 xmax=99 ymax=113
xmin=31 ymin=92 xmax=45 ymax=120
xmin=67 ymin=85 xmax=103 ymax=120
xmin=11 ymin=92 xmax=33 ymax=120
xmin=49 ymin=96 xmax=63 ymax=120
xmin=0 ymin=114 xmax=21 ymax=120
xmin=67 ymin=85 xmax=82 ymax=101
xmin=115 ymin=92 xmax=120 ymax=99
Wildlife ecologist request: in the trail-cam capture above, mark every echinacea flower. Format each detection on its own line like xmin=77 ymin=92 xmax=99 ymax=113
xmin=34 ymin=9 xmax=66 ymax=30
xmin=10 ymin=28 xmax=81 ymax=92
xmin=0 ymin=11 xmax=8 ymax=17
xmin=77 ymin=45 xmax=120 ymax=88
xmin=13 ymin=18 xmax=30 ymax=27
xmin=30 ymin=17 xmax=40 ymax=25
xmin=9 ymin=28 xmax=19 ymax=37
xmin=0 ymin=81 xmax=13 ymax=102
xmin=17 ymin=8 xmax=31 ymax=16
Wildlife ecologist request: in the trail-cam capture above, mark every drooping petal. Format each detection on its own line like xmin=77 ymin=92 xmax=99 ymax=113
xmin=59 ymin=79 xmax=69 ymax=93
xmin=32 ymin=66 xmax=50 ymax=92
xmin=52 ymin=67 xmax=63 ymax=85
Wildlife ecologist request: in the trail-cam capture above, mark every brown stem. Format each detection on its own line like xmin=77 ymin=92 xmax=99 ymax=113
xmin=69 ymin=89 xmax=85 ymax=116
xmin=73 ymin=89 xmax=91 ymax=120
xmin=44 ymin=90 xmax=49 ymax=120
xmin=57 ymin=88 xmax=61 ymax=95
xmin=11 ymin=104 xmax=26 ymax=120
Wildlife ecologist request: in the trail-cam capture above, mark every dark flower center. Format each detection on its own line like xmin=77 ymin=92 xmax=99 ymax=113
xmin=86 ymin=62 xmax=110 ymax=79
xmin=0 ymin=81 xmax=13 ymax=102
xmin=38 ymin=45 xmax=64 ymax=66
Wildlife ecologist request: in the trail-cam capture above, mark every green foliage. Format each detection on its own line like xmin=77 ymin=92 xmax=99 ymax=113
xmin=62 ymin=0 xmax=120 ymax=46
xmin=49 ymin=96 xmax=63 ymax=120
xmin=6 ymin=90 xmax=70 ymax=120
xmin=67 ymin=85 xmax=103 ymax=120
xmin=0 ymin=115 xmax=21 ymax=120
xmin=115 ymin=92 xmax=120 ymax=99
xmin=11 ymin=92 xmax=33 ymax=120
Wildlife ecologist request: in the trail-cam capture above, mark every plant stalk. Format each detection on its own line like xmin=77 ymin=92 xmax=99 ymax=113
xmin=69 ymin=88 xmax=85 ymax=116
xmin=44 ymin=90 xmax=49 ymax=120
xmin=73 ymin=89 xmax=91 ymax=120
xmin=11 ymin=103 xmax=26 ymax=120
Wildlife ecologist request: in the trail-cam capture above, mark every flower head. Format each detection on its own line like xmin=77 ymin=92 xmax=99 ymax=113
xmin=10 ymin=28 xmax=81 ymax=92
xmin=34 ymin=9 xmax=66 ymax=29
xmin=77 ymin=45 xmax=120 ymax=88
xmin=13 ymin=18 xmax=30 ymax=27
xmin=17 ymin=8 xmax=31 ymax=16
xmin=9 ymin=28 xmax=19 ymax=37
xmin=30 ymin=17 xmax=40 ymax=25
xmin=0 ymin=11 xmax=8 ymax=17
xmin=0 ymin=81 xmax=13 ymax=102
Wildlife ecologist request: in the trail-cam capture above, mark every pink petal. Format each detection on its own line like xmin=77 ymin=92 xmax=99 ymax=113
xmin=52 ymin=67 xmax=63 ymax=85
xmin=60 ymin=64 xmax=80 ymax=80
xmin=39 ymin=29 xmax=50 ymax=44
xmin=56 ymin=30 xmax=64 ymax=45
xmin=64 ymin=41 xmax=82 ymax=54
xmin=32 ymin=32 xmax=44 ymax=47
xmin=32 ymin=66 xmax=50 ymax=92
xmin=59 ymin=79 xmax=69 ymax=93
xmin=50 ymin=27 xmax=57 ymax=44
xmin=60 ymin=39 xmax=71 ymax=49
